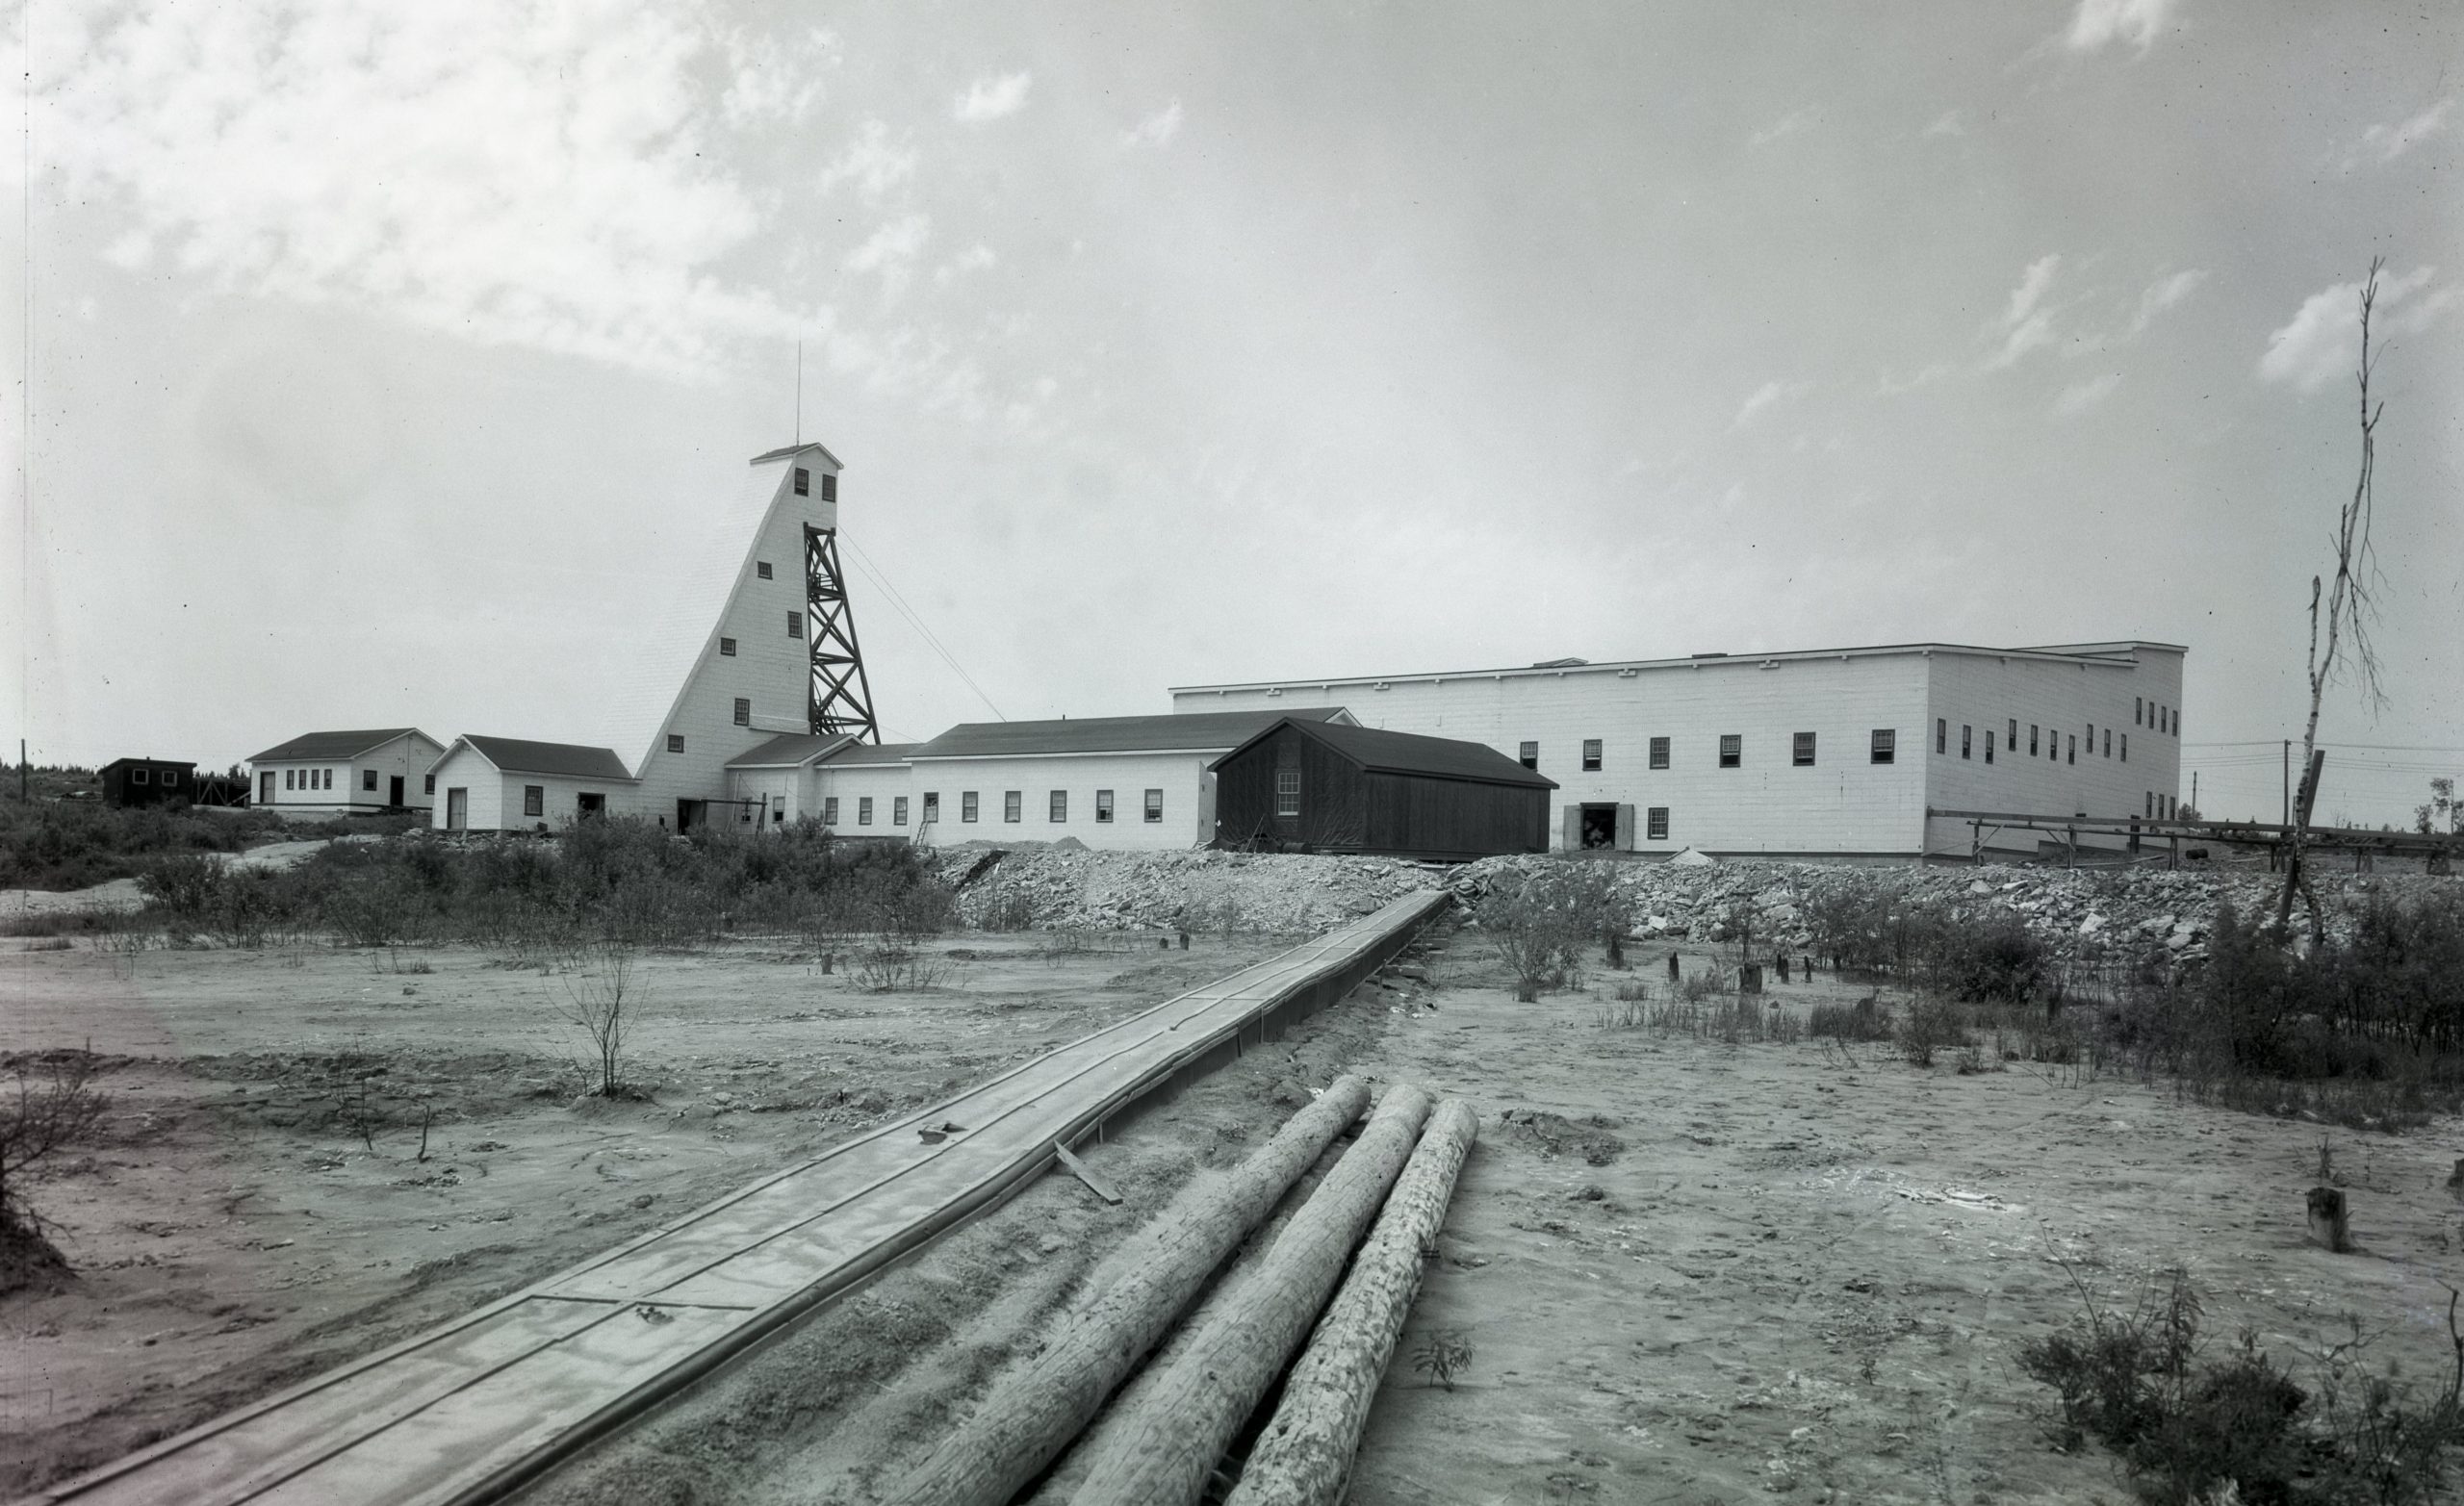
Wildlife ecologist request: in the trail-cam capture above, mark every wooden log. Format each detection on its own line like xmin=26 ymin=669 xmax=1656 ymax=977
xmin=1222 ymin=1098 xmax=1478 ymax=1506
xmin=886 ymin=1075 xmax=1373 ymax=1506
xmin=1068 ymin=1085 xmax=1436 ymax=1506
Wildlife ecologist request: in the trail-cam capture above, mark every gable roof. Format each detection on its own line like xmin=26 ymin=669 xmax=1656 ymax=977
xmin=750 ymin=440 xmax=845 ymax=469
xmin=820 ymin=740 xmax=921 ymax=768
xmin=911 ymin=706 xmax=1353 ymax=760
xmin=249 ymin=728 xmax=436 ymax=763
xmin=1211 ymin=718 xmax=1559 ymax=789
xmin=444 ymin=735 xmax=637 ymax=782
xmin=727 ymin=732 xmax=855 ymax=769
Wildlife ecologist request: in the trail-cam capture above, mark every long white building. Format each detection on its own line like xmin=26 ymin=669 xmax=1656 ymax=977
xmin=1170 ymin=641 xmax=2187 ymax=859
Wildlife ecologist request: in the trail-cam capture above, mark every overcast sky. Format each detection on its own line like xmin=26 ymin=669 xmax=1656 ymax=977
xmin=5 ymin=0 xmax=2458 ymax=826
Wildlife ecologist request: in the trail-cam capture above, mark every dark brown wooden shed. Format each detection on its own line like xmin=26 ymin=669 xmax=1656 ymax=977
xmin=1208 ymin=718 xmax=1556 ymax=860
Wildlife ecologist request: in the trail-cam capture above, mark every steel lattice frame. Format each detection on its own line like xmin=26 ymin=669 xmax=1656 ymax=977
xmin=804 ymin=523 xmax=881 ymax=744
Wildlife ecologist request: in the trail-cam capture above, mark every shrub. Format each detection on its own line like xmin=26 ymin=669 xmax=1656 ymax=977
xmin=1810 ymin=994 xmax=1893 ymax=1042
xmin=1896 ymin=995 xmax=1967 ymax=1067
xmin=0 ymin=1049 xmax=112 ymax=1295
xmin=1478 ymin=863 xmax=1623 ymax=1000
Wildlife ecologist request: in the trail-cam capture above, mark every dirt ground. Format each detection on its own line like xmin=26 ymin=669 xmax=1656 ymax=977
xmin=10 ymin=911 xmax=2462 ymax=1505
xmin=0 ymin=927 xmax=1283 ymax=1495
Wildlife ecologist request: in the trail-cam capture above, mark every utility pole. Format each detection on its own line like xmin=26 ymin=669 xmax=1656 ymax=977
xmin=2191 ymin=771 xmax=2197 ymax=813
xmin=2281 ymin=739 xmax=2290 ymax=826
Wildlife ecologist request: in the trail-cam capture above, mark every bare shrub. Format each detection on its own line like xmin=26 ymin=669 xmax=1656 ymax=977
xmin=559 ymin=940 xmax=644 ymax=1099
xmin=854 ymin=942 xmax=945 ymax=992
xmin=0 ymin=1049 xmax=112 ymax=1295
xmin=978 ymin=889 xmax=1036 ymax=932
xmin=1897 ymin=994 xmax=1968 ymax=1068
xmin=1479 ymin=863 xmax=1624 ymax=1001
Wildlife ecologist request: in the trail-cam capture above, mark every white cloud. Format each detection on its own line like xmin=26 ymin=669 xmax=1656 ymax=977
xmin=102 ymin=229 xmax=153 ymax=269
xmin=2064 ymin=0 xmax=2177 ymax=55
xmin=1921 ymin=111 xmax=1964 ymax=140
xmin=1984 ymin=253 xmax=2063 ymax=370
xmin=934 ymin=243 xmax=996 ymax=285
xmin=954 ymin=70 xmax=1031 ymax=123
xmin=1731 ymin=380 xmax=1807 ymax=429
xmin=1875 ymin=362 xmax=1955 ymax=396
xmin=2257 ymin=266 xmax=2450 ymax=394
xmin=23 ymin=1 xmax=831 ymax=377
xmin=2128 ymin=268 xmax=2209 ymax=334
xmin=2053 ymin=372 xmax=2121 ymax=417
xmin=819 ymin=118 xmax=916 ymax=198
xmin=2352 ymin=98 xmax=2452 ymax=167
xmin=845 ymin=213 xmax=932 ymax=298
xmin=1121 ymin=99 xmax=1183 ymax=149
xmin=1748 ymin=110 xmax=1810 ymax=148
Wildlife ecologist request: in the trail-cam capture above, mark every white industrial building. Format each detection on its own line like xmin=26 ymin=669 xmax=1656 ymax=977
xmin=426 ymin=735 xmax=635 ymax=832
xmin=718 ymin=709 xmax=1358 ymax=847
xmin=248 ymin=728 xmax=446 ymax=817
xmin=1170 ymin=641 xmax=2187 ymax=859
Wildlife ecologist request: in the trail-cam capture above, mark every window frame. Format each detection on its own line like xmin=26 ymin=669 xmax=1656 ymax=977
xmin=1936 ymin=719 xmax=1946 ymax=754
xmin=1518 ymin=740 xmax=1538 ymax=771
xmin=824 ymin=796 xmax=840 ymax=824
xmin=961 ymin=791 xmax=979 ymax=823
xmin=668 ymin=733 xmax=685 ymax=753
xmin=859 ymin=796 xmax=874 ymax=826
xmin=1142 ymin=788 xmax=1164 ymax=824
xmin=1274 ymin=767 xmax=1301 ymax=817
xmin=1095 ymin=789 xmax=1115 ymax=823
xmin=1580 ymin=738 xmax=1603 ymax=773
xmin=1962 ymin=725 xmax=1972 ymax=759
xmin=524 ymin=785 xmax=544 ymax=818
xmin=1985 ymin=729 xmax=1995 ymax=764
xmin=424 ymin=775 xmax=436 ymax=795
xmin=719 ymin=637 xmax=736 ymax=657
xmin=793 ymin=467 xmax=810 ymax=497
xmin=894 ymin=795 xmax=909 ymax=827
xmin=362 ymin=768 xmax=378 ymax=792
xmin=732 ymin=698 xmax=751 ymax=727
xmin=1649 ymin=736 xmax=1670 ymax=770
xmin=1004 ymin=790 xmax=1022 ymax=824
xmin=786 ymin=611 xmax=803 ymax=638
xmin=1049 ymin=789 xmax=1067 ymax=823
xmin=757 ymin=561 xmax=774 ymax=580
xmin=1718 ymin=733 xmax=1741 ymax=769
xmin=1869 ymin=728 xmax=1895 ymax=764
xmin=1646 ymin=805 xmax=1670 ymax=841
xmin=923 ymin=792 xmax=939 ymax=823
xmin=1792 ymin=731 xmax=1816 ymax=768
xmin=132 ymin=767 xmax=149 ymax=785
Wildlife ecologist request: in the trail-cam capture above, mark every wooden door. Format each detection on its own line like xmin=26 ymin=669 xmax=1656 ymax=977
xmin=445 ymin=788 xmax=468 ymax=830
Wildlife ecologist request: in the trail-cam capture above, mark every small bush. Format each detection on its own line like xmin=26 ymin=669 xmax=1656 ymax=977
xmin=1897 ymin=994 xmax=1968 ymax=1067
xmin=1810 ymin=995 xmax=1894 ymax=1042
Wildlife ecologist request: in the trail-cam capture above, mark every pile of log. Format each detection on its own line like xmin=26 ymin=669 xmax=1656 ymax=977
xmin=891 ymin=1076 xmax=1478 ymax=1506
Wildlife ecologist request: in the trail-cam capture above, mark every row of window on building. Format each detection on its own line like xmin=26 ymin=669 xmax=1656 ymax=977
xmin=1516 ymin=731 xmax=1902 ymax=773
xmin=1938 ymin=718 xmax=2142 ymax=766
xmin=2146 ymin=792 xmax=2180 ymax=819
xmin=713 ymin=614 xmax=804 ymax=659
xmin=2137 ymin=698 xmax=2178 ymax=736
xmin=821 ymin=788 xmax=1169 ymax=829
xmin=277 ymin=768 xmax=435 ymax=795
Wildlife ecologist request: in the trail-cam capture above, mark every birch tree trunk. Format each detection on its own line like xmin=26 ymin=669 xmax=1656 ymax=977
xmin=1223 ymin=1099 xmax=1478 ymax=1506
xmin=1067 ymin=1085 xmax=1435 ymax=1506
xmin=886 ymin=1075 xmax=1372 ymax=1506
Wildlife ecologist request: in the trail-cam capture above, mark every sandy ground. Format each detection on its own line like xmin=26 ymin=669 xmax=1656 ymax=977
xmin=513 ymin=924 xmax=2464 ymax=1506
xmin=12 ymin=910 xmax=2460 ymax=1505
xmin=0 ymin=927 xmax=1282 ymax=1494
xmin=0 ymin=836 xmax=372 ymax=917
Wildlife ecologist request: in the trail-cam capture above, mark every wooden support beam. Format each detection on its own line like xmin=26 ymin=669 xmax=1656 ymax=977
xmin=1069 ymin=1085 xmax=1436 ymax=1506
xmin=1055 ymin=1143 xmax=1121 ymax=1205
xmin=886 ymin=1076 xmax=1374 ymax=1506
xmin=1223 ymin=1099 xmax=1479 ymax=1506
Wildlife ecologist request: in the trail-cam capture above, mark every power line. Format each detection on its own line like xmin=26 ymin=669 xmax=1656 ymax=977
xmin=2184 ymin=740 xmax=2464 ymax=752
xmin=839 ymin=539 xmax=1006 ymax=722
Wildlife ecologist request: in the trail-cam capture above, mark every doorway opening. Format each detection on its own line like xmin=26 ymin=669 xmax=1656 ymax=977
xmin=578 ymin=793 xmax=605 ymax=819
xmin=676 ymin=799 xmax=707 ymax=832
xmin=445 ymin=788 xmax=468 ymax=831
xmin=1578 ymin=804 xmax=1620 ymax=850
xmin=389 ymin=775 xmax=405 ymax=807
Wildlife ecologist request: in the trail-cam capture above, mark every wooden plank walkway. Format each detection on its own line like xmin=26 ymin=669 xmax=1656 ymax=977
xmin=32 ymin=892 xmax=1447 ymax=1506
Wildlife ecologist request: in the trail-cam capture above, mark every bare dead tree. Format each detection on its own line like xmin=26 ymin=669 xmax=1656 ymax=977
xmin=559 ymin=939 xmax=642 ymax=1098
xmin=2276 ymin=259 xmax=2390 ymax=940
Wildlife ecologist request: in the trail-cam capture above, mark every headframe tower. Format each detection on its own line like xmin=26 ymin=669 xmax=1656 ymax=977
xmin=802 ymin=465 xmax=881 ymax=744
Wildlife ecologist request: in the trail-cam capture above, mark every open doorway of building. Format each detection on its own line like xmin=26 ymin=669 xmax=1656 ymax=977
xmin=389 ymin=776 xmax=405 ymax=806
xmin=676 ymin=799 xmax=706 ymax=832
xmin=1579 ymin=804 xmax=1621 ymax=850
xmin=577 ymin=793 xmax=605 ymax=819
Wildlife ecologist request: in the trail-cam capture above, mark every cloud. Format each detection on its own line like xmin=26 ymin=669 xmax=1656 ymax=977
xmin=2128 ymin=268 xmax=2209 ymax=335
xmin=2257 ymin=266 xmax=2451 ymax=393
xmin=934 ymin=243 xmax=996 ymax=285
xmin=2064 ymin=0 xmax=2177 ymax=55
xmin=1921 ymin=111 xmax=1964 ymax=140
xmin=954 ymin=70 xmax=1031 ymax=123
xmin=1731 ymin=380 xmax=1808 ymax=429
xmin=1748 ymin=110 xmax=1811 ymax=148
xmin=818 ymin=118 xmax=917 ymax=198
xmin=845 ymin=213 xmax=932 ymax=298
xmin=1875 ymin=362 xmax=1955 ymax=396
xmin=23 ymin=2 xmax=832 ymax=377
xmin=2351 ymin=98 xmax=2452 ymax=167
xmin=1984 ymin=253 xmax=2063 ymax=370
xmin=1121 ymin=99 xmax=1183 ymax=149
xmin=2053 ymin=372 xmax=2121 ymax=417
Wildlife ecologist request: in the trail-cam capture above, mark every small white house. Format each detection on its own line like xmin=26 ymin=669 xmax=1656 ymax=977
xmin=248 ymin=728 xmax=446 ymax=817
xmin=427 ymin=735 xmax=637 ymax=833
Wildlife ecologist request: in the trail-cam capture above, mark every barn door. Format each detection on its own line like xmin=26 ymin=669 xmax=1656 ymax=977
xmin=1560 ymin=805 xmax=1580 ymax=852
xmin=1616 ymin=804 xmax=1636 ymax=851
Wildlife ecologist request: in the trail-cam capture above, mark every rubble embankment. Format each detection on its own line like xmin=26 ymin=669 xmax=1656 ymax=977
xmin=937 ymin=842 xmax=2457 ymax=965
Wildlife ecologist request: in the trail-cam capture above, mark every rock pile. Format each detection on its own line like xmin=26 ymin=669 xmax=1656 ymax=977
xmin=937 ymin=841 xmax=2457 ymax=965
